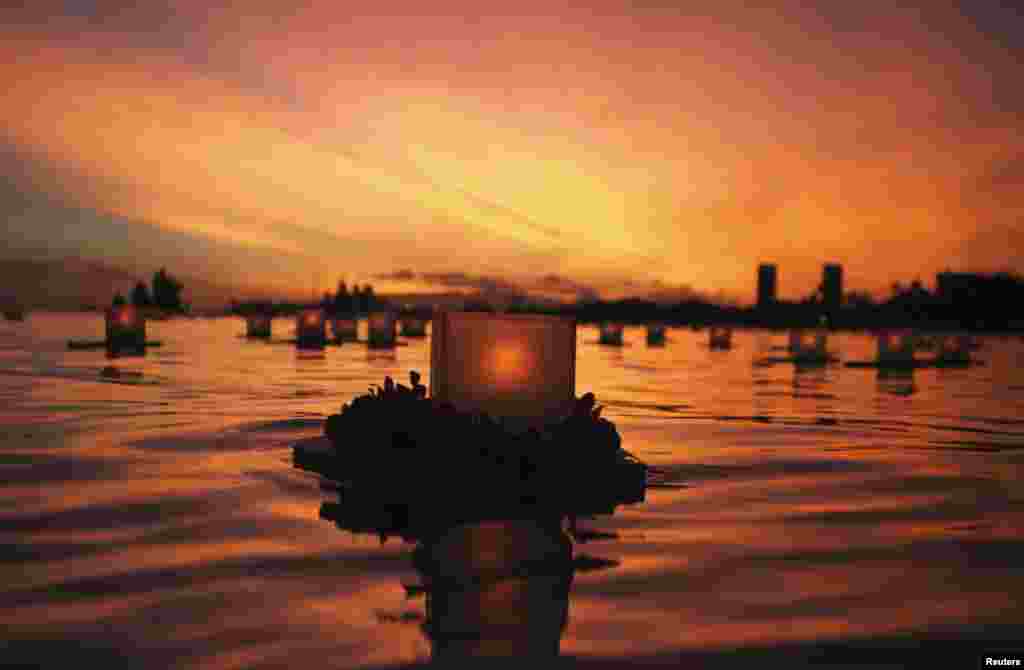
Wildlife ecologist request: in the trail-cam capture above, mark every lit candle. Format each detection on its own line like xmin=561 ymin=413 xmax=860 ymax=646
xmin=430 ymin=311 xmax=576 ymax=428
xmin=598 ymin=322 xmax=623 ymax=345
xmin=709 ymin=326 xmax=732 ymax=348
xmin=401 ymin=317 xmax=427 ymax=337
xmin=296 ymin=308 xmax=326 ymax=347
xmin=106 ymin=305 xmax=146 ymax=350
xmin=246 ymin=314 xmax=271 ymax=338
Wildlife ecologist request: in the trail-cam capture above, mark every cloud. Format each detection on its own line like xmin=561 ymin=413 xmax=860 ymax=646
xmin=970 ymin=152 xmax=1024 ymax=205
xmin=374 ymin=269 xmax=416 ymax=281
xmin=535 ymin=274 xmax=601 ymax=301
xmin=419 ymin=272 xmax=525 ymax=296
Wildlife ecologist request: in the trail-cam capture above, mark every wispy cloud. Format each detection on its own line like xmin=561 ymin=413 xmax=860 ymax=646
xmin=374 ymin=269 xmax=417 ymax=281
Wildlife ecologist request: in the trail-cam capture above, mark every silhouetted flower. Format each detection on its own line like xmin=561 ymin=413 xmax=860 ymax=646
xmin=322 ymin=370 xmax=629 ymax=482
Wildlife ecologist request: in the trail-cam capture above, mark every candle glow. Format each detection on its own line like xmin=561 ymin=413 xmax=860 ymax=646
xmin=430 ymin=311 xmax=576 ymax=427
xmin=490 ymin=341 xmax=531 ymax=389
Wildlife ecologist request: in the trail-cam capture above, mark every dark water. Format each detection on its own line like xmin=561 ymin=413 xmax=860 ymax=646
xmin=2 ymin=313 xmax=1023 ymax=668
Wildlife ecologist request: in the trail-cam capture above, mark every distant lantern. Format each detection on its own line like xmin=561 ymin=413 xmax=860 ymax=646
xmin=296 ymin=308 xmax=326 ymax=348
xmin=330 ymin=317 xmax=358 ymax=343
xmin=598 ymin=322 xmax=624 ymax=346
xmin=105 ymin=305 xmax=146 ymax=353
xmin=367 ymin=311 xmax=397 ymax=348
xmin=646 ymin=324 xmax=666 ymax=346
xmin=430 ymin=311 xmax=576 ymax=429
xmin=812 ymin=319 xmax=828 ymax=355
xmin=935 ymin=334 xmax=971 ymax=364
xmin=245 ymin=313 xmax=272 ymax=338
xmin=812 ymin=331 xmax=828 ymax=355
xmin=400 ymin=316 xmax=428 ymax=337
xmin=877 ymin=330 xmax=915 ymax=363
xmin=709 ymin=326 xmax=732 ymax=350
xmin=788 ymin=329 xmax=805 ymax=354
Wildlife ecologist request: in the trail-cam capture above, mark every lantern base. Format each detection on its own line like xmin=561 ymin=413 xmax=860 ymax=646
xmin=367 ymin=334 xmax=398 ymax=348
xmin=294 ymin=434 xmax=645 ymax=536
xmin=295 ymin=336 xmax=326 ymax=349
xmin=299 ymin=372 xmax=647 ymax=538
xmin=646 ymin=333 xmax=666 ymax=346
xmin=845 ymin=358 xmax=981 ymax=369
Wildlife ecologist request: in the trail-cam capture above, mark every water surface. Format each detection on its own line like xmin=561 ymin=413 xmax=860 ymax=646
xmin=2 ymin=313 xmax=1022 ymax=668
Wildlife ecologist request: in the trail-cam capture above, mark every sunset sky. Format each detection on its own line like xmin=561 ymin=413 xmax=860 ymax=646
xmin=2 ymin=2 xmax=1022 ymax=304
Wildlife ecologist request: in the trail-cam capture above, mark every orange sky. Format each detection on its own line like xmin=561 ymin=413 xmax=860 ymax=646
xmin=2 ymin=2 xmax=1022 ymax=304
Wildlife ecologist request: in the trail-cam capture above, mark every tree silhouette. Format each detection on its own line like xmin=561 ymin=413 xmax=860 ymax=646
xmin=151 ymin=268 xmax=184 ymax=312
xmin=131 ymin=281 xmax=152 ymax=307
xmin=333 ymin=280 xmax=352 ymax=314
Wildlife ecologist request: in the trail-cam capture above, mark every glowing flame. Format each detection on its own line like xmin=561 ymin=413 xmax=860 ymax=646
xmin=115 ymin=307 xmax=135 ymax=326
xmin=491 ymin=342 xmax=531 ymax=387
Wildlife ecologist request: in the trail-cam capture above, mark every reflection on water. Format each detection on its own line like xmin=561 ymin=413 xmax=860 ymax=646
xmin=876 ymin=367 xmax=916 ymax=397
xmin=417 ymin=520 xmax=572 ymax=660
xmin=1 ymin=315 xmax=1023 ymax=667
xmin=367 ymin=348 xmax=398 ymax=364
xmin=320 ymin=491 xmax=624 ymax=664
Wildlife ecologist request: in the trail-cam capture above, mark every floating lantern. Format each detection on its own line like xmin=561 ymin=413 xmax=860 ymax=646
xmin=295 ymin=308 xmax=326 ymax=348
xmin=245 ymin=314 xmax=272 ymax=338
xmin=935 ymin=334 xmax=971 ymax=364
xmin=105 ymin=305 xmax=146 ymax=353
xmin=598 ymin=322 xmax=624 ymax=346
xmin=812 ymin=325 xmax=828 ymax=355
xmin=788 ymin=329 xmax=805 ymax=354
xmin=430 ymin=311 xmax=576 ymax=429
xmin=646 ymin=324 xmax=666 ymax=346
xmin=915 ymin=334 xmax=937 ymax=352
xmin=400 ymin=316 xmax=428 ymax=337
xmin=368 ymin=312 xmax=397 ymax=348
xmin=708 ymin=326 xmax=732 ymax=349
xmin=877 ymin=330 xmax=915 ymax=364
xmin=329 ymin=317 xmax=358 ymax=343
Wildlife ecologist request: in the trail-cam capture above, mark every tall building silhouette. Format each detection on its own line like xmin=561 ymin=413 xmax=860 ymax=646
xmin=757 ymin=263 xmax=777 ymax=308
xmin=823 ymin=263 xmax=843 ymax=313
